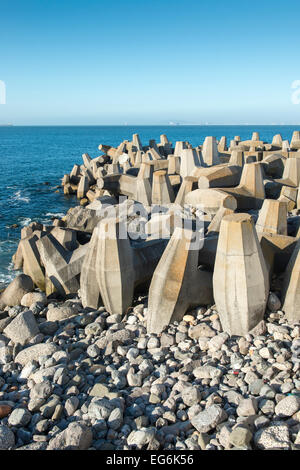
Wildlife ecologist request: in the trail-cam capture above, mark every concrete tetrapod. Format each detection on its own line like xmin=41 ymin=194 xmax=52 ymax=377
xmin=256 ymin=199 xmax=287 ymax=236
xmin=93 ymin=218 xmax=168 ymax=315
xmin=147 ymin=227 xmax=214 ymax=334
xmin=195 ymin=164 xmax=242 ymax=189
xmin=213 ymin=213 xmax=269 ymax=336
xmin=202 ymin=136 xmax=220 ymax=166
xmin=218 ymin=162 xmax=265 ymax=210
xmin=37 ymin=234 xmax=89 ymax=297
xmin=282 ymin=238 xmax=300 ymax=322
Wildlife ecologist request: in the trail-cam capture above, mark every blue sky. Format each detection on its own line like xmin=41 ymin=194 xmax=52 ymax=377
xmin=1 ymin=0 xmax=300 ymax=125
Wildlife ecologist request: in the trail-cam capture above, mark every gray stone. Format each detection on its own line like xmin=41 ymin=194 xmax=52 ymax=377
xmin=0 ymin=425 xmax=15 ymax=449
xmin=254 ymin=424 xmax=290 ymax=450
xmin=15 ymin=343 xmax=59 ymax=366
xmin=274 ymin=395 xmax=300 ymax=417
xmin=48 ymin=422 xmax=93 ymax=450
xmin=4 ymin=311 xmax=39 ymax=346
xmin=0 ymin=274 xmax=34 ymax=309
xmin=8 ymin=408 xmax=32 ymax=427
xmin=191 ymin=405 xmax=227 ymax=433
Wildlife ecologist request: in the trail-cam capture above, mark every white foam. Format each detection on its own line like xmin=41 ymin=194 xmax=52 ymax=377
xmin=11 ymin=190 xmax=30 ymax=203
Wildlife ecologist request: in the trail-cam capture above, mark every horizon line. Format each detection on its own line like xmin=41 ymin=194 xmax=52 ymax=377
xmin=1 ymin=123 xmax=300 ymax=127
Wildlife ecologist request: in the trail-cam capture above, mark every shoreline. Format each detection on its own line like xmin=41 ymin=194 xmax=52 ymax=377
xmin=0 ymin=130 xmax=299 ymax=449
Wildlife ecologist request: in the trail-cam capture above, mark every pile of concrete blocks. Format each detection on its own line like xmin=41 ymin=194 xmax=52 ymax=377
xmin=10 ymin=130 xmax=300 ymax=337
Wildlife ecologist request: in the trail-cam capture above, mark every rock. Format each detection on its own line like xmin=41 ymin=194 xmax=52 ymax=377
xmin=88 ymin=398 xmax=114 ymax=420
xmin=274 ymin=396 xmax=300 ymax=417
xmin=229 ymin=426 xmax=252 ymax=447
xmin=193 ymin=365 xmax=223 ymax=379
xmin=181 ymin=387 xmax=201 ymax=407
xmin=127 ymin=427 xmax=156 ymax=447
xmin=21 ymin=292 xmax=47 ymax=308
xmin=0 ymin=316 xmax=12 ymax=333
xmin=39 ymin=321 xmax=58 ymax=336
xmin=0 ymin=405 xmax=11 ymax=418
xmin=191 ymin=405 xmax=227 ymax=433
xmin=48 ymin=422 xmax=93 ymax=450
xmin=208 ymin=332 xmax=229 ymax=351
xmin=267 ymin=292 xmax=281 ymax=312
xmin=127 ymin=367 xmax=143 ymax=386
xmin=188 ymin=323 xmax=215 ymax=339
xmin=8 ymin=408 xmax=32 ymax=427
xmin=0 ymin=274 xmax=34 ymax=309
xmin=108 ymin=408 xmax=123 ymax=430
xmin=65 ymin=397 xmax=79 ymax=417
xmin=254 ymin=424 xmax=290 ymax=450
xmin=47 ymin=305 xmax=79 ymax=322
xmin=89 ymin=383 xmax=120 ymax=399
xmin=4 ymin=311 xmax=39 ymax=346
xmin=30 ymin=381 xmax=53 ymax=400
xmin=147 ymin=337 xmax=160 ymax=349
xmin=15 ymin=343 xmax=59 ymax=366
xmin=237 ymin=398 xmax=258 ymax=417
xmin=160 ymin=333 xmax=175 ymax=348
xmin=249 ymin=320 xmax=266 ymax=337
xmin=0 ymin=425 xmax=15 ymax=449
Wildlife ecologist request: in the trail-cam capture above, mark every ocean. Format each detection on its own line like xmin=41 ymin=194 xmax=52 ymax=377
xmin=0 ymin=124 xmax=299 ymax=289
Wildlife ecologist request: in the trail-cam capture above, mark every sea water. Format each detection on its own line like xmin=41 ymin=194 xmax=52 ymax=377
xmin=0 ymin=125 xmax=299 ymax=288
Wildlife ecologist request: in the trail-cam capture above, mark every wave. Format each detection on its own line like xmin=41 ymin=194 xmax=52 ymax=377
xmin=11 ymin=190 xmax=30 ymax=204
xmin=0 ymin=263 xmax=19 ymax=290
xmin=19 ymin=217 xmax=32 ymax=227
xmin=45 ymin=212 xmax=65 ymax=218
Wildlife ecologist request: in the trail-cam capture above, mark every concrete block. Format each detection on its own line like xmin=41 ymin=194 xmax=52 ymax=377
xmin=256 ymin=199 xmax=287 ymax=236
xmin=37 ymin=234 xmax=88 ymax=297
xmin=275 ymin=157 xmax=300 ymax=187
xmin=152 ymin=171 xmax=175 ymax=205
xmin=202 ymin=137 xmax=220 ymax=166
xmin=180 ymin=149 xmax=202 ymax=177
xmin=77 ymin=175 xmax=89 ymax=199
xmin=196 ymin=165 xmax=242 ymax=189
xmin=185 ymin=188 xmax=237 ymax=215
xmin=220 ymin=162 xmax=265 ymax=210
xmin=282 ymin=238 xmax=300 ymax=322
xmin=229 ymin=150 xmax=244 ymax=166
xmin=147 ymin=227 xmax=214 ymax=334
xmin=213 ymin=213 xmax=269 ymax=336
xmin=175 ymin=177 xmax=198 ymax=206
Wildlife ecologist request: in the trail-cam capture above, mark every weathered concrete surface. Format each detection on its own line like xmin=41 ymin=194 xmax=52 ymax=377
xmin=202 ymin=136 xmax=220 ymax=166
xmin=185 ymin=188 xmax=237 ymax=215
xmin=275 ymin=157 xmax=300 ymax=187
xmin=151 ymin=171 xmax=175 ymax=205
xmin=256 ymin=199 xmax=287 ymax=236
xmin=96 ymin=218 xmax=135 ymax=316
xmin=219 ymin=162 xmax=265 ymax=210
xmin=262 ymin=154 xmax=285 ymax=178
xmin=180 ymin=149 xmax=202 ymax=178
xmin=196 ymin=165 xmax=241 ymax=189
xmin=207 ymin=207 xmax=235 ymax=234
xmin=213 ymin=213 xmax=269 ymax=336
xmin=147 ymin=227 xmax=214 ymax=334
xmin=37 ymin=234 xmax=88 ymax=297
xmin=278 ymin=186 xmax=298 ymax=211
xmin=258 ymin=232 xmax=297 ymax=276
xmin=174 ymin=177 xmax=197 ymax=206
xmin=282 ymin=239 xmax=300 ymax=322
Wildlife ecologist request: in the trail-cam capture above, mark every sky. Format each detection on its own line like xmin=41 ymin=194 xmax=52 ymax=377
xmin=0 ymin=0 xmax=300 ymax=125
